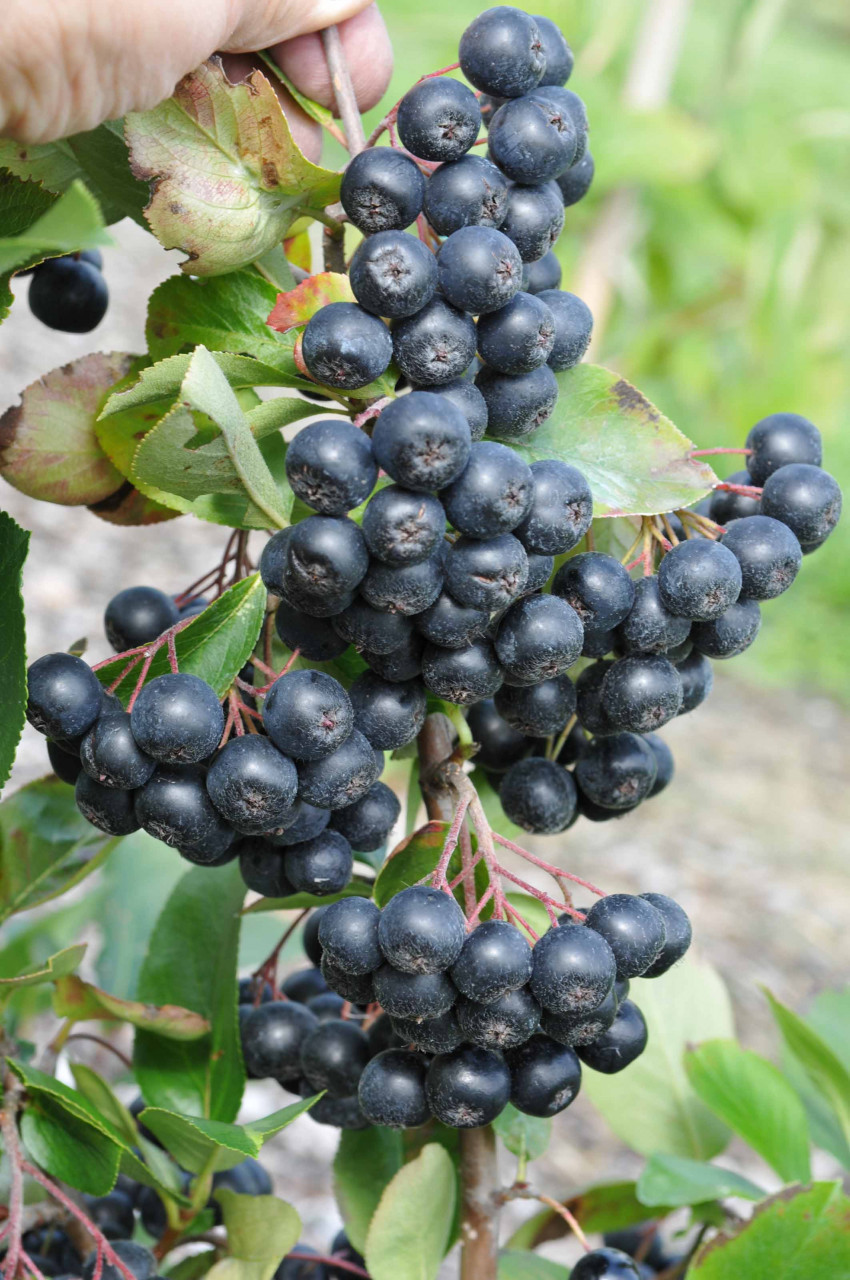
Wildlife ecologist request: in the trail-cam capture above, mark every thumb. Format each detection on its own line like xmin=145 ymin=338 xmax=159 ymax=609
xmin=225 ymin=0 xmax=379 ymax=50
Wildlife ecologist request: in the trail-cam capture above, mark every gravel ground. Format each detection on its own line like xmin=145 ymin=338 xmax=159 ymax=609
xmin=2 ymin=219 xmax=848 ymax=1269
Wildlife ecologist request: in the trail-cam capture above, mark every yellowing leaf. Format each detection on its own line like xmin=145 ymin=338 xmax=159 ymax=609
xmin=53 ymin=974 xmax=210 ymax=1040
xmin=267 ymin=272 xmax=355 ymax=333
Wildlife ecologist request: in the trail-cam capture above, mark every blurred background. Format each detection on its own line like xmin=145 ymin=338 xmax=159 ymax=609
xmin=1 ymin=0 xmax=849 ymax=1262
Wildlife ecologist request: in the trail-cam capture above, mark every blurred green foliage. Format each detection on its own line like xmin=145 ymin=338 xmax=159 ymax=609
xmin=365 ymin=0 xmax=850 ymax=697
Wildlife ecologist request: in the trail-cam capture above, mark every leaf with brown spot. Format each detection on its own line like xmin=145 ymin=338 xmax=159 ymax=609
xmin=53 ymin=973 xmax=210 ymax=1040
xmin=267 ymin=272 xmax=355 ymax=334
xmin=124 ymin=59 xmax=341 ymax=276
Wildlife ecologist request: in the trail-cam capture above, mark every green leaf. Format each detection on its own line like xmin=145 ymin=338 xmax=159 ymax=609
xmin=510 ymin=364 xmax=717 ymax=517
xmin=213 ymin=1189 xmax=300 ymax=1280
xmin=765 ymin=990 xmax=850 ymax=1155
xmin=373 ymin=822 xmax=489 ymax=913
xmin=0 ymin=180 xmax=111 ymax=275
xmin=133 ymin=862 xmax=245 ymax=1121
xmin=0 ymin=352 xmax=132 ymax=506
xmin=0 ymin=139 xmax=84 ymax=197
xmin=498 ymin=1252 xmax=567 ymax=1280
xmin=781 ymin=987 xmax=850 ymax=1168
xmin=255 ymin=52 xmax=338 ymax=134
xmin=685 ymin=1039 xmax=811 ymax=1183
xmin=163 ymin=1252 xmax=217 ymax=1280
xmin=125 ymin=59 xmax=341 ymax=276
xmin=690 ymin=1182 xmax=850 ymax=1279
xmin=582 ymin=956 xmax=734 ymax=1159
xmin=139 ymin=1110 xmax=260 ymax=1174
xmin=0 ymin=944 xmax=86 ymax=1001
xmin=506 ymin=1181 xmax=667 ymax=1250
xmin=266 ymin=272 xmax=355 ymax=333
xmin=100 ymin=353 xmax=314 ymax=421
xmin=94 ymin=574 xmax=266 ymax=702
xmin=637 ymin=1153 xmax=764 ymax=1208
xmin=492 ymin=1105 xmax=551 ymax=1164
xmin=53 ymin=974 xmax=211 ymax=1040
xmin=0 ymin=509 xmax=29 ymax=789
xmin=8 ymin=1058 xmax=125 ymax=1138
xmin=0 ymin=173 xmax=57 ymax=320
xmin=64 ymin=120 xmax=151 ymax=226
xmin=96 ymin=831 xmax=186 ymax=998
xmin=0 ymin=777 xmax=117 ymax=924
xmin=334 ymin=1128 xmax=404 ymax=1253
xmin=20 ymin=1099 xmax=121 ymax=1195
xmin=243 ymin=878 xmax=373 ymax=914
xmin=365 ymin=1143 xmax=456 ymax=1280
xmin=70 ymin=1063 xmax=139 ymax=1146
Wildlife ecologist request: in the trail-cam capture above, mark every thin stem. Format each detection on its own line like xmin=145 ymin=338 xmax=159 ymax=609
xmin=431 ymin=796 xmax=472 ymax=892
xmin=620 ymin=523 xmax=645 ymax=567
xmin=253 ymin=909 xmax=311 ymax=990
xmin=459 ymin=824 xmax=477 ymax=916
xmin=491 ymin=835 xmax=606 ymax=897
xmin=659 ymin=512 xmax=679 ymax=545
xmin=689 ymin=446 xmax=751 ymax=457
xmin=365 ymin=62 xmax=462 ymax=147
xmin=321 ymin=25 xmax=367 ymax=155
xmin=105 ymin=653 xmax=143 ymax=693
xmin=547 ymin=714 xmax=578 ymax=763
xmin=229 ymin=689 xmax=246 ymax=737
xmin=713 ymin=480 xmax=762 ymax=497
xmin=534 ymin=1195 xmax=591 ymax=1252
xmin=20 ymin=1163 xmax=137 ymax=1280
xmin=63 ymin=1034 xmax=133 ymax=1070
xmin=1 ymin=1084 xmax=25 ymax=1280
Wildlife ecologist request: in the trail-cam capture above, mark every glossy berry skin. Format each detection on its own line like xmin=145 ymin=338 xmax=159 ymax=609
xmin=441 ymin=441 xmax=534 ymax=537
xmin=456 ymin=986 xmax=540 ymax=1049
xmin=615 ymin=577 xmax=691 ymax=656
xmin=104 ymin=586 xmax=179 ymax=652
xmin=301 ymin=301 xmax=392 ymax=391
xmin=760 ymin=463 xmax=842 ymax=547
xmin=601 ymin=655 xmax=683 ymax=734
xmin=585 ymin=894 xmax=667 ymax=980
xmin=416 ymin=592 xmax=489 ymax=650
xmin=392 ymin=297 xmax=478 ymax=385
xmin=466 ymin=699 xmax=533 ymax=774
xmin=644 ymin=734 xmax=674 ymax=796
xmin=361 ymin=549 xmax=444 ymax=616
xmin=476 ymin=363 xmax=559 ymax=439
xmin=302 ymin=907 xmax=327 ymax=966
xmin=269 ymin=801 xmax=330 ymax=847
xmin=274 ymin=601 xmax=348 ymax=663
xmin=263 ymin=670 xmax=353 ymax=762
xmin=295 ymin=730 xmax=379 ymax=810
xmin=515 ymin=459 xmax=593 ymax=556
xmin=397 ymin=77 xmax=481 ymax=162
xmin=135 ymin=765 xmax=234 ymax=855
xmin=745 ymin=412 xmax=822 ymax=486
xmin=541 ymin=984 xmax=619 ymax=1047
xmin=500 ymin=183 xmax=565 ymax=263
xmin=571 ymin=1247 xmax=641 ymax=1279
xmin=317 ymin=896 xmax=382 ymax=975
xmin=522 ymin=550 xmax=555 ymax=594
xmin=444 ymin=533 xmax=528 ymax=610
xmin=426 ymin=1045 xmax=511 ymax=1127
xmin=537 ymin=289 xmax=593 ymax=370
xmin=206 ymin=737 xmax=298 ymax=834
xmin=536 ymin=16 xmax=574 ymax=85
xmin=424 ymin=155 xmax=508 ymax=236
xmin=522 ymin=249 xmax=562 ymax=294
xmin=575 ymin=733 xmax=658 ymax=811
xmin=349 ymin=230 xmax=438 ymax=319
xmin=130 ymin=673 xmax=223 ymax=765
xmin=362 ymin=485 xmax=446 ymax=565
xmin=284 ymin=830 xmax=353 ymax=896
xmin=415 ymin=378 xmax=488 ymax=443
xmin=577 ymin=1000 xmax=648 ymax=1075
xmin=80 ymin=710 xmax=155 ymax=790
xmin=379 ymin=884 xmax=466 ymax=974
xmin=500 ymin=757 xmax=577 ymax=834
xmin=358 ymin=1048 xmax=431 ymax=1128
xmin=29 ymin=256 xmax=108 ymax=332
xmin=372 ymin=392 xmax=471 ymax=492
xmin=721 ymin=514 xmax=802 ymax=600
xmin=676 ymin=649 xmax=714 ymax=714
xmin=26 ymin=652 xmax=104 ymax=741
xmin=691 ymin=597 xmax=761 ymax=659
xmin=75 ymin=773 xmax=140 ymax=836
xmin=558 ymin=88 xmax=590 ymax=163
xmin=708 ymin=469 xmax=761 ymax=524
xmin=363 ymin=632 xmax=426 ymax=682
xmin=488 ymin=92 xmax=577 ymax=185
xmin=300 ymin=1019 xmax=371 ymax=1097
xmin=553 ymin=552 xmax=636 ymax=632
xmin=373 ymin=964 xmax=457 ymax=1020
xmin=349 ymin=672 xmax=427 ymax=750
xmin=241 ymin=1000 xmax=318 ymax=1082
xmin=285 ymin=420 xmax=377 ymax=515
xmin=330 ymin=780 xmax=400 ymax=852
xmin=477 ymin=291 xmax=556 ymax=374
xmin=451 ymin=919 xmax=532 ymax=1004
xmin=438 ymin=226 xmax=523 ymax=316
xmin=507 ymin=1034 xmax=581 ymax=1118
xmin=459 ymin=8 xmax=545 ymax=98
xmin=81 ymin=1241 xmax=155 ymax=1280
xmin=531 ymin=922 xmax=617 ymax=1015
xmin=298 ymin=1087 xmax=369 ymax=1130
xmin=556 ymin=149 xmax=595 ymax=206
xmin=281 ymin=967 xmax=328 ymax=1004
xmin=340 ymin=147 xmax=426 ymax=233
xmin=656 ymin=538 xmax=742 ymax=621
xmin=47 ymin=738 xmax=83 ymax=785
xmin=84 ymin=1190 xmax=135 ymax=1240
xmin=640 ymin=893 xmax=693 ymax=976
xmin=286 ymin=515 xmax=370 ymax=598
xmin=333 ymin=599 xmax=415 ymax=655
xmin=495 ymin=594 xmax=583 ymax=685
xmin=321 ymin=956 xmax=375 ymax=1005
xmin=574 ymin=660 xmax=615 ymax=735
xmin=391 ymin=1008 xmax=464 ymax=1055
xmin=238 ymin=839 xmax=293 ymax=898
xmin=496 ymin=675 xmax=576 ymax=737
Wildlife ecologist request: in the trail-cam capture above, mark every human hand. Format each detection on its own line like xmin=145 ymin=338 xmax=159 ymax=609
xmin=1 ymin=0 xmax=394 ymax=158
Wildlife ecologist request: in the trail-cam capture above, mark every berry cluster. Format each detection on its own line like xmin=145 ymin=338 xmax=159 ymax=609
xmin=239 ymin=886 xmax=691 ymax=1133
xmin=25 ymin=249 xmax=109 ymax=333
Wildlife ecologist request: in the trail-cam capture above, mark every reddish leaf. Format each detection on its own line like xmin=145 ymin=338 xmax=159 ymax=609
xmin=267 ymin=272 xmax=355 ymax=334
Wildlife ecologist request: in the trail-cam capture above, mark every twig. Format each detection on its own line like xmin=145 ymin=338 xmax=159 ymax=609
xmin=63 ymin=1035 xmax=133 ymax=1071
xmin=321 ymin=26 xmax=367 ymax=155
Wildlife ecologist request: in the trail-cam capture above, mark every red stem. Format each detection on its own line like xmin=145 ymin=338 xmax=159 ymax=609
xmin=491 ymin=836 xmax=606 ymax=897
xmin=690 ymin=447 xmax=751 ymax=457
xmin=713 ymin=481 xmax=762 ymax=497
xmin=19 ymin=1163 xmax=137 ymax=1280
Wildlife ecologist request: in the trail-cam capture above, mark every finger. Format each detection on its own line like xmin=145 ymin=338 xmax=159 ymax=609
xmin=226 ymin=0 xmax=378 ymax=50
xmin=219 ymin=53 xmax=323 ymax=162
xmin=269 ymin=4 xmax=394 ymax=116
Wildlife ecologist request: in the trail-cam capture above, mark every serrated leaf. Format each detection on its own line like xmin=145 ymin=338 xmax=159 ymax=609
xmin=65 ymin=120 xmax=150 ymax=225
xmin=267 ymin=273 xmax=355 ymax=333
xmin=765 ymin=990 xmax=850 ymax=1155
xmin=100 ymin=353 xmax=314 ymax=421
xmin=0 ymin=508 xmax=29 ymax=789
xmin=70 ymin=1063 xmax=139 ymax=1146
xmin=20 ymin=1100 xmax=121 ymax=1196
xmin=690 ymin=1182 xmax=850 ymax=1279
xmin=0 ymin=173 xmax=57 ymax=321
xmin=125 ymin=59 xmax=341 ymax=276
xmin=510 ymin=364 xmax=716 ymax=517
xmin=94 ymin=574 xmax=266 ymax=702
xmin=54 ymin=974 xmax=211 ymax=1040
xmin=0 ymin=777 xmax=118 ymax=924
xmin=0 ymin=179 xmax=111 ymax=275
xmin=582 ymin=956 xmax=734 ymax=1159
xmin=373 ymin=822 xmax=489 ymax=914
xmin=0 ymin=139 xmax=83 ymax=195
xmin=365 ymin=1144 xmax=456 ymax=1280
xmin=334 ymin=1128 xmax=404 ymax=1253
xmin=685 ymin=1039 xmax=811 ymax=1183
xmin=133 ymin=862 xmax=245 ymax=1121
xmin=140 ymin=1097 xmax=318 ymax=1174
xmin=255 ymin=52 xmax=337 ymax=134
xmin=492 ymin=1105 xmax=551 ymax=1163
xmin=0 ymin=944 xmax=86 ymax=1000
xmin=214 ymin=1189 xmax=300 ymax=1279
xmin=637 ymin=1153 xmax=764 ymax=1208
xmin=0 ymin=352 xmax=132 ymax=505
